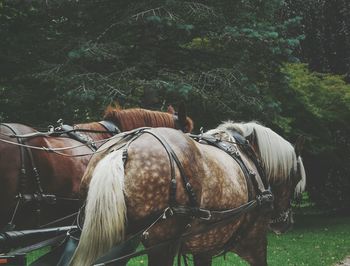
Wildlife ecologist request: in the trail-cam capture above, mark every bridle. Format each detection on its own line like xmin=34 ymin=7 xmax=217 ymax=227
xmin=270 ymin=207 xmax=292 ymax=224
xmin=173 ymin=114 xmax=184 ymax=132
xmin=269 ymin=156 xmax=303 ymax=226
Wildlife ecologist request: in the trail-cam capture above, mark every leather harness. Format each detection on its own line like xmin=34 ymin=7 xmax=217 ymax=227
xmin=85 ymin=128 xmax=274 ymax=265
xmin=57 ymin=120 xmax=121 ymax=151
xmin=117 ymin=128 xmax=273 ymax=223
xmin=0 ymin=121 xmax=120 ymax=230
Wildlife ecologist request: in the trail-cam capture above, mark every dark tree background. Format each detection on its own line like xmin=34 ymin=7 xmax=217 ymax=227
xmin=1 ymin=0 xmax=349 ymax=210
xmin=283 ymin=0 xmax=350 ymax=210
xmin=284 ymin=0 xmax=350 ymax=79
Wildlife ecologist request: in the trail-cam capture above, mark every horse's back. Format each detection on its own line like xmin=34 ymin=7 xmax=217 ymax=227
xmin=125 ymin=127 xmax=249 ymax=205
xmin=0 ymin=123 xmax=92 ymax=229
xmin=116 ymin=128 xmax=250 ymax=252
xmin=0 ymin=123 xmax=93 ymax=193
xmin=31 ymin=136 xmax=91 ymax=193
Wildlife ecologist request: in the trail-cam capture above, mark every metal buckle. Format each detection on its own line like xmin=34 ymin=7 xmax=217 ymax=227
xmin=199 ymin=209 xmax=212 ymax=220
xmin=162 ymin=207 xmax=174 ymax=219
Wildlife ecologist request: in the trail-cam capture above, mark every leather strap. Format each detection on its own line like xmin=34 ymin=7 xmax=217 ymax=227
xmin=230 ymin=131 xmax=269 ymax=190
xmin=190 ymin=133 xmax=256 ymax=201
xmin=0 ymin=123 xmax=45 ymax=228
xmin=142 ymin=130 xmax=198 ymax=207
xmin=98 ymin=120 xmax=121 ymax=135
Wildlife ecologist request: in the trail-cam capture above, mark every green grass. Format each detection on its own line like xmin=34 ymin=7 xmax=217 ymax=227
xmin=25 ymin=211 xmax=350 ymax=266
xmin=26 ymin=246 xmax=51 ymax=266
xmin=266 ymin=213 xmax=350 ymax=266
xmin=127 ymin=213 xmax=350 ymax=266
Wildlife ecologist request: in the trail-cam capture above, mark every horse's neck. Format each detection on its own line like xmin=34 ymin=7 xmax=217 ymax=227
xmin=75 ymin=122 xmax=112 ymax=141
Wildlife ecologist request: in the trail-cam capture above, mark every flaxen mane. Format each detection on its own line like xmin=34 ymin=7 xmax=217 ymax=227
xmin=207 ymin=121 xmax=306 ymax=193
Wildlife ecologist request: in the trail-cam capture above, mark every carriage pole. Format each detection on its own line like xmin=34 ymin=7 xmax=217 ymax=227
xmin=0 ymin=226 xmax=76 ymax=252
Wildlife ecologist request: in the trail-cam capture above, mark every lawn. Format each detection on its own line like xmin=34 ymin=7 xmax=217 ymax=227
xmin=127 ymin=212 xmax=350 ymax=266
xmin=25 ymin=209 xmax=350 ymax=265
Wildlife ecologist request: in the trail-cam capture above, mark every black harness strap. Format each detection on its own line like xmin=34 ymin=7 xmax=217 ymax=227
xmin=112 ymin=128 xmax=178 ymax=207
xmin=190 ymin=132 xmax=271 ymax=195
xmin=1 ymin=123 xmax=28 ymax=195
xmin=142 ymin=129 xmax=198 ymax=207
xmin=1 ymin=124 xmax=27 ymax=230
xmin=57 ymin=120 xmax=120 ymax=150
xmin=92 ymin=199 xmax=261 ymax=266
xmin=230 ymin=131 xmax=269 ymax=190
xmin=190 ymin=133 xmax=256 ymax=201
xmin=0 ymin=123 xmax=47 ymax=229
xmin=59 ymin=124 xmax=97 ymax=151
xmin=112 ymin=128 xmax=198 ymax=208
xmin=1 ymin=124 xmax=44 ymax=194
xmin=98 ymin=120 xmax=121 ymax=135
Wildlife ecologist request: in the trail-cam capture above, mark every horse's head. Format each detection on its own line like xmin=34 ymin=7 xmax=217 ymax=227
xmin=267 ymin=136 xmax=306 ymax=234
xmin=210 ymin=121 xmax=307 ymax=234
xmin=242 ymin=126 xmax=306 ymax=233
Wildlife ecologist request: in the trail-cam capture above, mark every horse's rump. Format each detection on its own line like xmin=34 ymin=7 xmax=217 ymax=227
xmin=79 ymin=129 xmax=147 ymax=196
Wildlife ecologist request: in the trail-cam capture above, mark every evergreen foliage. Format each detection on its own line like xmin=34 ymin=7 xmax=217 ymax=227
xmin=282 ymin=63 xmax=350 ymax=210
xmin=284 ymin=0 xmax=350 ymax=80
xmin=0 ymin=0 xmax=349 ymax=208
xmin=0 ymin=0 xmax=301 ymax=127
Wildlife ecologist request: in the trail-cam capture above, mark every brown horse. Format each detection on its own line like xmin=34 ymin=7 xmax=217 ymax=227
xmin=0 ymin=106 xmax=193 ymax=231
xmin=71 ymin=121 xmax=306 ymax=266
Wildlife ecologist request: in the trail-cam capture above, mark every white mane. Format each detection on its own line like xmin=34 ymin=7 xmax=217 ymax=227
xmin=294 ymin=156 xmax=306 ymax=196
xmin=206 ymin=121 xmax=304 ymax=187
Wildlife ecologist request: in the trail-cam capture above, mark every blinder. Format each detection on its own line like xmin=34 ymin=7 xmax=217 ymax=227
xmin=173 ymin=114 xmax=185 ymax=132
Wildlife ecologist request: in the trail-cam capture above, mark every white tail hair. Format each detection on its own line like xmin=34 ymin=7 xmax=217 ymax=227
xmin=70 ymin=150 xmax=126 ymax=266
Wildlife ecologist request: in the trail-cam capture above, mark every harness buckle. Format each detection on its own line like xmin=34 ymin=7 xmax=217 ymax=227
xmin=163 ymin=207 xmax=174 ymax=219
xmin=198 ymin=208 xmax=212 ymax=220
xmin=142 ymin=231 xmax=149 ymax=240
xmin=122 ymin=149 xmax=128 ymax=164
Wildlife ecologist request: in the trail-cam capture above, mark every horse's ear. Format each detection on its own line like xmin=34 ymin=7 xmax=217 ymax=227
xmin=294 ymin=135 xmax=305 ymax=157
xmin=167 ymin=105 xmax=175 ymax=114
xmin=177 ymin=103 xmax=187 ymax=127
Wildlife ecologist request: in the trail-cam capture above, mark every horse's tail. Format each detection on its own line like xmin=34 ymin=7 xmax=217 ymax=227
xmin=70 ymin=149 xmax=126 ymax=266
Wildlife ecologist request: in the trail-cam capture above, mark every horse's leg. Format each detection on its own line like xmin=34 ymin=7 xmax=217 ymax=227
xmin=233 ymin=235 xmax=268 ymax=266
xmin=193 ymin=253 xmax=212 ymax=266
xmin=148 ymin=245 xmax=177 ymax=266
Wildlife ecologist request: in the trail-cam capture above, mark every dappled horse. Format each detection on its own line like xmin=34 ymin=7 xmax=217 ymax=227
xmin=71 ymin=121 xmax=306 ymax=266
xmin=0 ymin=106 xmax=193 ymax=231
